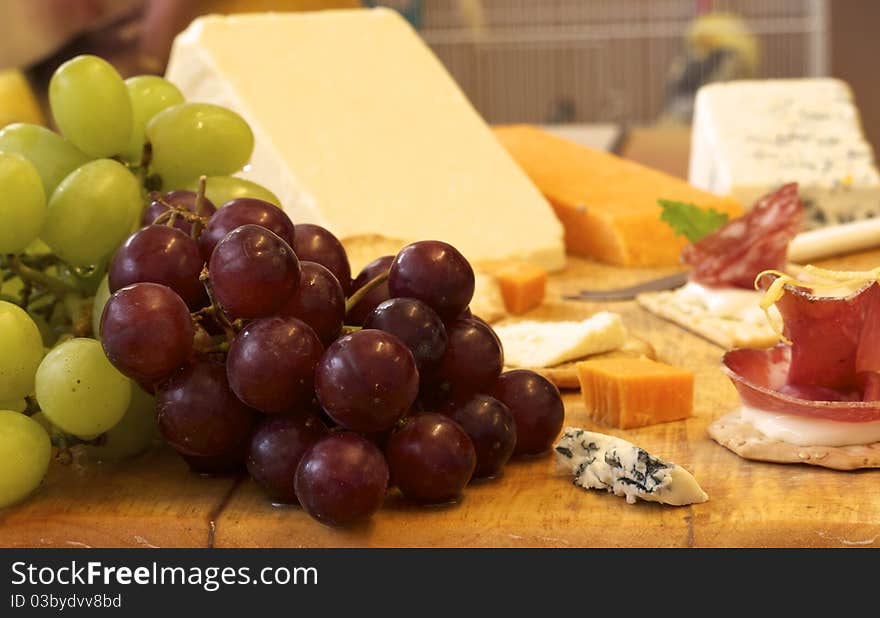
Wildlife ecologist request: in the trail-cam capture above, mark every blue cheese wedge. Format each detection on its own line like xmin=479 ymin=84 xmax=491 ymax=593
xmin=689 ymin=78 xmax=880 ymax=227
xmin=555 ymin=427 xmax=708 ymax=506
xmin=493 ymin=312 xmax=627 ymax=368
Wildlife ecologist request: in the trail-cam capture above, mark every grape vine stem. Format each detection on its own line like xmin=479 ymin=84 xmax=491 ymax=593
xmin=9 ymin=255 xmax=80 ymax=298
xmin=344 ymin=270 xmax=389 ymax=315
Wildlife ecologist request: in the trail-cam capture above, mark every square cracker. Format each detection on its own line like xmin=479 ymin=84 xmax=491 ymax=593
xmin=708 ymin=409 xmax=880 ymax=470
xmin=636 ymin=288 xmax=779 ymax=349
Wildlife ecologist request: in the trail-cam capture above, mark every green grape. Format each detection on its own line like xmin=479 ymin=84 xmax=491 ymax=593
xmin=0 ymin=410 xmax=51 ymax=508
xmin=84 ymin=384 xmax=157 ymax=461
xmin=146 ymin=102 xmax=254 ymax=189
xmin=0 ymin=398 xmax=27 ymax=413
xmin=48 ymin=55 xmax=133 ymax=158
xmin=35 ymin=337 xmax=131 ymax=439
xmin=189 ymin=175 xmax=281 ymax=208
xmin=24 ymin=238 xmax=52 ymax=256
xmin=0 ymin=301 xmax=45 ymax=401
xmin=41 ymin=159 xmax=142 ymax=267
xmin=0 ymin=123 xmax=90 ymax=195
xmin=91 ymin=275 xmax=111 ymax=339
xmin=0 ymin=152 xmax=46 ymax=254
xmin=1 ymin=275 xmax=23 ymax=300
xmin=123 ymin=75 xmax=185 ymax=164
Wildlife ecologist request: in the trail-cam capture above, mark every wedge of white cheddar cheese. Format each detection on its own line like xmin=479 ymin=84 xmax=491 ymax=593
xmin=689 ymin=78 xmax=880 ymax=227
xmin=555 ymin=427 xmax=708 ymax=506
xmin=493 ymin=312 xmax=626 ymax=368
xmin=165 ymin=9 xmax=566 ymax=271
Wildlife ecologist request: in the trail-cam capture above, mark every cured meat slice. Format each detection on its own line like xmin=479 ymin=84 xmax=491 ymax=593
xmin=775 ymin=281 xmax=878 ymax=391
xmin=682 ymin=183 xmax=803 ymax=289
xmin=722 ymin=346 xmax=880 ymax=422
xmin=723 ymin=277 xmax=880 ymax=420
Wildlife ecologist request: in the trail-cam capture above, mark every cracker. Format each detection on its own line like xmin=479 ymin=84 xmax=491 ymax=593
xmin=708 ymin=409 xmax=880 ymax=470
xmin=636 ymin=289 xmax=779 ymax=349
xmin=514 ymin=336 xmax=656 ymax=390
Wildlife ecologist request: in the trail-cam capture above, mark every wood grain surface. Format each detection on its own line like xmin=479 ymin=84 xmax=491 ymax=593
xmin=2 ymin=253 xmax=880 ymax=548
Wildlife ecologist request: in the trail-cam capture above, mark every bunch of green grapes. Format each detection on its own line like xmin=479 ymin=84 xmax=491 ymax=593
xmin=0 ymin=54 xmax=274 ymax=509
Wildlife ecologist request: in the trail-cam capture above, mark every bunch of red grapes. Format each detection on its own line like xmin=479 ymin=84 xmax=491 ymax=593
xmin=99 ymin=190 xmax=565 ymax=526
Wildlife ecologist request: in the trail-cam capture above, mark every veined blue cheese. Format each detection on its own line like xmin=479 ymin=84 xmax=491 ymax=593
xmin=554 ymin=427 xmax=708 ymax=506
xmin=689 ymin=78 xmax=880 ymax=227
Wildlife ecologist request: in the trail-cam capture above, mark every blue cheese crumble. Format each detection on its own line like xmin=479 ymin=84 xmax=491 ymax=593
xmin=555 ymin=427 xmax=708 ymax=506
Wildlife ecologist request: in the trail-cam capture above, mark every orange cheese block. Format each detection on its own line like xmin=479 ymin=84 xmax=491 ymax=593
xmin=494 ymin=261 xmax=547 ymax=315
xmin=575 ymin=357 xmax=693 ymax=429
xmin=493 ymin=124 xmax=742 ymax=266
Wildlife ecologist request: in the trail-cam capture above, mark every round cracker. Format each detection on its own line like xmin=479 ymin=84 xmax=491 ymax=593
xmin=708 ymin=409 xmax=880 ymax=470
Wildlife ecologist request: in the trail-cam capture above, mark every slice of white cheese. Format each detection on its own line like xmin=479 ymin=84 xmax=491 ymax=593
xmin=689 ymin=78 xmax=880 ymax=227
xmin=555 ymin=427 xmax=708 ymax=506
xmin=164 ymin=9 xmax=566 ymax=271
xmin=493 ymin=312 xmax=627 ymax=368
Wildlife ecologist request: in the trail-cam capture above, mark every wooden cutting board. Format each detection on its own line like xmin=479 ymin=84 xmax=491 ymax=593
xmin=2 ymin=253 xmax=880 ymax=548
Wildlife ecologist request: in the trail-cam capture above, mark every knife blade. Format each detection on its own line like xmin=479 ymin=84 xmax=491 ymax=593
xmin=564 ymin=271 xmax=689 ymax=301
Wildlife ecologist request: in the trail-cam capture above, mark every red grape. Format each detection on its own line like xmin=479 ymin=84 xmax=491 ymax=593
xmin=363 ymin=297 xmax=447 ymax=372
xmin=294 ymin=432 xmax=389 ymax=526
xmin=314 ymin=329 xmax=418 ymax=433
xmin=491 ymin=370 xmax=564 ymax=456
xmin=293 ymin=224 xmax=352 ymax=294
xmin=433 ymin=317 xmax=503 ymax=394
xmin=198 ymin=197 xmax=295 ymax=261
xmin=156 ymin=360 xmax=256 ymax=458
xmin=385 ymin=413 xmax=476 ymax=504
xmin=109 ymin=224 xmax=208 ymax=310
xmin=279 ymin=261 xmax=345 ymax=345
xmin=100 ymin=282 xmax=194 ymax=382
xmin=247 ymin=414 xmax=328 ymax=504
xmin=208 ymin=224 xmax=300 ymax=319
xmin=226 ymin=316 xmax=324 ymax=414
xmin=388 ymin=241 xmax=474 ymax=321
xmin=444 ymin=394 xmax=516 ymax=479
xmin=142 ymin=190 xmax=216 ymax=236
xmin=181 ymin=440 xmax=248 ymax=476
xmin=347 ymin=255 xmax=393 ymax=326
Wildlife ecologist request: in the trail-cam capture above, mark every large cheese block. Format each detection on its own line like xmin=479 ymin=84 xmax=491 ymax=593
xmin=689 ymin=78 xmax=880 ymax=227
xmin=165 ymin=9 xmax=565 ymax=271
xmin=494 ymin=124 xmax=741 ymax=266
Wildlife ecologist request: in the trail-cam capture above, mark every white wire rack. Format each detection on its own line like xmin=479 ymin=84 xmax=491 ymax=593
xmin=419 ymin=0 xmax=829 ymax=124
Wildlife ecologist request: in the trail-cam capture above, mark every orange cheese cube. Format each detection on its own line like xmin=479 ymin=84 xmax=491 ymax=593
xmin=493 ymin=124 xmax=742 ymax=266
xmin=575 ymin=357 xmax=693 ymax=429
xmin=494 ymin=261 xmax=547 ymax=315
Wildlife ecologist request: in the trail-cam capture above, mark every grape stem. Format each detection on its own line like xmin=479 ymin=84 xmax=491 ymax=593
xmin=198 ymin=266 xmax=240 ymax=341
xmin=344 ymin=270 xmax=389 ymax=315
xmin=8 ymin=255 xmax=80 ymax=299
xmin=191 ymin=175 xmax=208 ymax=240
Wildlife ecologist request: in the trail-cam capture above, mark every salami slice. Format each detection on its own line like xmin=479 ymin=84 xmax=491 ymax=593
xmin=682 ymin=183 xmax=803 ymax=289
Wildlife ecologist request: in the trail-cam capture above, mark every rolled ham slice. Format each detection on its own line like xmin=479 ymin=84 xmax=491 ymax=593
xmin=722 ymin=346 xmax=880 ymax=422
xmin=723 ymin=279 xmax=880 ymax=422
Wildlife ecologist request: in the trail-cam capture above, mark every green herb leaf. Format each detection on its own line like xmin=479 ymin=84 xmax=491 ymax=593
xmin=658 ymin=199 xmax=729 ymax=243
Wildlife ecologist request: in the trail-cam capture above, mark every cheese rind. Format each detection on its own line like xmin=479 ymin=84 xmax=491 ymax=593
xmin=689 ymin=78 xmax=880 ymax=227
xmin=493 ymin=312 xmax=627 ymax=368
xmin=494 ymin=124 xmax=741 ymax=266
xmin=165 ymin=9 xmax=565 ymax=271
xmin=555 ymin=427 xmax=707 ymax=506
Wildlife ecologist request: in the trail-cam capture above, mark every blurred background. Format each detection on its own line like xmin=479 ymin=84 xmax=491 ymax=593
xmin=0 ymin=0 xmax=876 ymax=175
